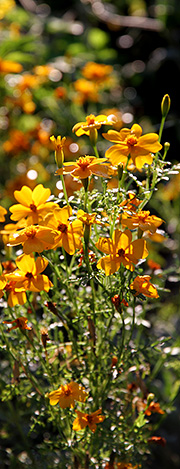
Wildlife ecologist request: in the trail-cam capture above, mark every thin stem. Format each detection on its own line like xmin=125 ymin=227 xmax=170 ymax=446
xmin=60 ymin=174 xmax=69 ymax=205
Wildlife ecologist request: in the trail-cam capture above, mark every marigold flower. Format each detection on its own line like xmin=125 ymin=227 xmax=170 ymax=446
xmin=9 ymin=184 xmax=57 ymax=225
xmin=145 ymin=401 xmax=165 ymax=416
xmin=8 ymin=225 xmax=58 ymax=254
xmin=0 ymin=277 xmax=27 ymax=307
xmin=72 ymin=114 xmax=116 ymax=137
xmin=56 ymin=156 xmax=111 ymax=180
xmin=120 ymin=192 xmax=141 ymax=212
xmin=7 ymin=253 xmax=53 ymax=292
xmin=48 ymin=382 xmax=88 ymax=408
xmin=43 ymin=205 xmax=83 ymax=254
xmin=0 ymin=57 xmax=22 ymax=73
xmin=96 ymin=229 xmax=148 ymax=275
xmin=2 ymin=260 xmax=16 ymax=274
xmin=3 ymin=316 xmax=31 ymax=331
xmin=81 ymin=62 xmax=113 ymax=84
xmin=0 ymin=205 xmax=7 ymax=222
xmin=130 ymin=275 xmax=159 ymax=299
xmin=3 ymin=129 xmax=30 ymax=155
xmin=50 ymin=135 xmax=66 ymax=168
xmin=147 ymin=259 xmax=161 ymax=271
xmin=121 ymin=210 xmax=164 ymax=233
xmin=73 ymin=408 xmax=105 ymax=432
xmin=73 ymin=78 xmax=99 ymax=104
xmin=103 ymin=124 xmax=162 ymax=170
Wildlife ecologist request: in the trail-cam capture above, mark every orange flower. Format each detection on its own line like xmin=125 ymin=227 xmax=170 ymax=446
xmin=72 ymin=114 xmax=116 ymax=137
xmin=96 ymin=229 xmax=148 ymax=275
xmin=8 ymin=225 xmax=58 ymax=254
xmin=7 ymin=253 xmax=53 ymax=292
xmin=121 ymin=210 xmax=164 ymax=233
xmin=0 ymin=57 xmax=22 ymax=73
xmin=73 ymin=408 xmax=105 ymax=432
xmin=148 ymin=436 xmax=166 ymax=446
xmin=77 ymin=209 xmax=101 ymax=226
xmin=73 ymin=78 xmax=99 ymax=104
xmin=56 ymin=156 xmax=111 ymax=180
xmin=145 ymin=401 xmax=165 ymax=416
xmin=0 ymin=277 xmax=27 ymax=307
xmin=3 ymin=129 xmax=30 ymax=155
xmin=2 ymin=260 xmax=16 ymax=274
xmin=130 ymin=275 xmax=159 ymax=298
xmin=120 ymin=192 xmax=141 ymax=212
xmin=48 ymin=382 xmax=88 ymax=408
xmin=81 ymin=62 xmax=113 ymax=84
xmin=103 ymin=124 xmax=162 ymax=170
xmin=43 ymin=205 xmax=83 ymax=254
xmin=147 ymin=259 xmax=161 ymax=271
xmin=0 ymin=205 xmax=7 ymax=222
xmin=116 ymin=464 xmax=139 ymax=469
xmin=9 ymin=184 xmax=57 ymax=225
xmin=3 ymin=316 xmax=31 ymax=331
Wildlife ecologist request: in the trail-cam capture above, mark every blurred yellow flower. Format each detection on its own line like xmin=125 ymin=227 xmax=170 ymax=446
xmin=96 ymin=229 xmax=148 ymax=275
xmin=0 ymin=0 xmax=15 ymax=19
xmin=0 ymin=57 xmax=22 ymax=73
xmin=73 ymin=78 xmax=99 ymax=104
xmin=103 ymin=124 xmax=162 ymax=170
xmin=81 ymin=62 xmax=113 ymax=84
xmin=73 ymin=408 xmax=105 ymax=432
xmin=130 ymin=275 xmax=159 ymax=298
xmin=48 ymin=382 xmax=88 ymax=408
xmin=0 ymin=205 xmax=7 ymax=222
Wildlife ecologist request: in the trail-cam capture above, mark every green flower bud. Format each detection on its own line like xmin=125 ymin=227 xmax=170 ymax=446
xmin=161 ymin=94 xmax=171 ymax=118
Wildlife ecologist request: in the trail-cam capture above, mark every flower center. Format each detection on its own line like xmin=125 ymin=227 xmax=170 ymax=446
xmin=57 ymin=223 xmax=67 ymax=233
xmin=25 ymin=272 xmax=34 ymax=279
xmin=86 ymin=114 xmax=95 ymax=125
xmin=78 ymin=157 xmax=91 ymax=170
xmin=29 ymin=203 xmax=37 ymax=212
xmin=126 ymin=135 xmax=138 ymax=146
xmin=86 ymin=414 xmax=93 ymax=423
xmin=63 ymin=385 xmax=71 ymax=396
xmin=25 ymin=226 xmax=37 ymax=238
xmin=118 ymin=248 xmax=125 ymax=257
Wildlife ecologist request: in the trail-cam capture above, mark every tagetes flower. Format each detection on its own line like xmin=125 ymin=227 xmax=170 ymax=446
xmin=50 ymin=135 xmax=66 ymax=167
xmin=9 ymin=184 xmax=56 ymax=225
xmin=48 ymin=382 xmax=88 ymax=408
xmin=145 ymin=401 xmax=165 ymax=416
xmin=7 ymin=254 xmax=53 ymax=292
xmin=0 ymin=205 xmax=7 ymax=222
xmin=96 ymin=229 xmax=148 ymax=275
xmin=0 ymin=57 xmax=22 ymax=73
xmin=0 ymin=0 xmax=15 ymax=19
xmin=0 ymin=278 xmax=27 ymax=307
xmin=2 ymin=260 xmax=16 ymax=274
xmin=130 ymin=275 xmax=159 ymax=299
xmin=3 ymin=316 xmax=31 ymax=331
xmin=73 ymin=408 xmax=105 ymax=432
xmin=3 ymin=129 xmax=30 ymax=155
xmin=103 ymin=124 xmax=162 ymax=170
xmin=121 ymin=210 xmax=164 ymax=233
xmin=8 ymin=225 xmax=57 ymax=254
xmin=120 ymin=192 xmax=141 ymax=212
xmin=56 ymin=156 xmax=110 ymax=180
xmin=44 ymin=205 xmax=83 ymax=254
xmin=72 ymin=114 xmax=116 ymax=137
xmin=81 ymin=62 xmax=113 ymax=84
xmin=77 ymin=209 xmax=101 ymax=226
xmin=73 ymin=78 xmax=99 ymax=104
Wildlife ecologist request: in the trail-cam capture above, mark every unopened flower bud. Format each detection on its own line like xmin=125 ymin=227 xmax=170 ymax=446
xmin=161 ymin=94 xmax=171 ymax=118
xmin=50 ymin=135 xmax=66 ymax=168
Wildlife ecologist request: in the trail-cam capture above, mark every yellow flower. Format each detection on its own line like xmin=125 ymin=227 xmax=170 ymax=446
xmin=119 ymin=192 xmax=141 ymax=212
xmin=7 ymin=253 xmax=53 ymax=292
xmin=96 ymin=229 xmax=148 ymax=275
xmin=73 ymin=408 xmax=105 ymax=433
xmin=81 ymin=62 xmax=113 ymax=84
xmin=43 ymin=205 xmax=83 ymax=255
xmin=0 ymin=205 xmax=7 ymax=222
xmin=8 ymin=225 xmax=58 ymax=254
xmin=48 ymin=382 xmax=88 ymax=408
xmin=77 ymin=209 xmax=101 ymax=226
xmin=56 ymin=156 xmax=111 ymax=180
xmin=73 ymin=78 xmax=99 ymax=104
xmin=50 ymin=135 xmax=66 ymax=168
xmin=3 ymin=316 xmax=31 ymax=331
xmin=0 ymin=278 xmax=27 ymax=307
xmin=145 ymin=401 xmax=164 ymax=416
xmin=121 ymin=210 xmax=164 ymax=233
xmin=0 ymin=57 xmax=22 ymax=73
xmin=9 ymin=184 xmax=57 ymax=225
xmin=103 ymin=124 xmax=162 ymax=170
xmin=72 ymin=114 xmax=116 ymax=137
xmin=130 ymin=275 xmax=159 ymax=298
xmin=0 ymin=0 xmax=15 ymax=19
